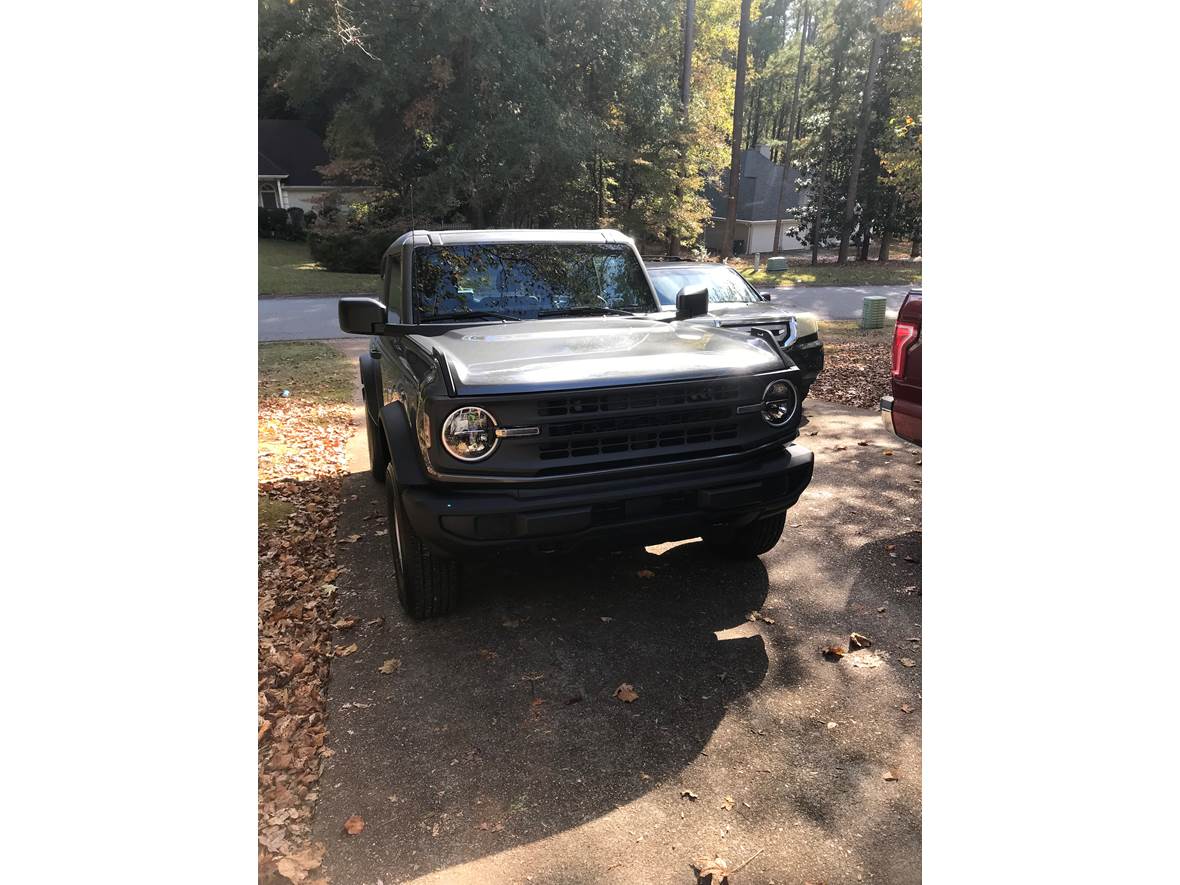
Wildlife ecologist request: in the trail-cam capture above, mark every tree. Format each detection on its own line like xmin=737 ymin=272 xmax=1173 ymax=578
xmin=837 ymin=0 xmax=886 ymax=263
xmin=772 ymin=2 xmax=811 ymax=252
xmin=721 ymin=0 xmax=754 ymax=259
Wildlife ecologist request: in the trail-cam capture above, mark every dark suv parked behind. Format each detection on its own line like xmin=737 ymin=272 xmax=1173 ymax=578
xmin=339 ymin=230 xmax=814 ymax=618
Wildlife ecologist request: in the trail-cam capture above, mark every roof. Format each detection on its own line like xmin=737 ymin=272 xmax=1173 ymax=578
xmin=258 ymin=120 xmax=329 ymax=186
xmin=384 ymin=229 xmax=635 ymax=257
xmin=706 ymin=148 xmax=806 ymax=221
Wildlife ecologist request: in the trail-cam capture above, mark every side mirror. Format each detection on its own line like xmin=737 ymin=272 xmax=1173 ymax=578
xmin=339 ymin=297 xmax=388 ymax=335
xmin=675 ymin=284 xmax=709 ymax=320
xmin=758 ymin=291 xmax=773 ymax=302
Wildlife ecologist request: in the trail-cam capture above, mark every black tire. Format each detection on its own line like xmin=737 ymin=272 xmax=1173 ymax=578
xmin=384 ymin=464 xmax=460 ymax=618
xmin=366 ymin=411 xmax=389 ymax=483
xmin=704 ymin=511 xmax=787 ymax=558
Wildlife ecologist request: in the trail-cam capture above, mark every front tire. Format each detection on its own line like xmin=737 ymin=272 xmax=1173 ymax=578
xmin=704 ymin=511 xmax=787 ymax=558
xmin=384 ymin=464 xmax=460 ymax=618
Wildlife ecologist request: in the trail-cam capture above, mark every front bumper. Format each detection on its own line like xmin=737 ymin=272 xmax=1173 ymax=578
xmin=787 ymin=337 xmax=824 ymax=387
xmin=401 ymin=443 xmax=814 ymax=555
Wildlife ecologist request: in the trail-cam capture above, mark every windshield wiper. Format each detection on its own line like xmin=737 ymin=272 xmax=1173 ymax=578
xmin=421 ymin=310 xmax=522 ymax=323
xmin=536 ymin=305 xmax=640 ymax=318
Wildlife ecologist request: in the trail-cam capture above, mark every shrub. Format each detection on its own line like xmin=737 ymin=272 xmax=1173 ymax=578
xmin=308 ymin=226 xmax=400 ymax=274
xmin=258 ymin=207 xmax=309 ymax=241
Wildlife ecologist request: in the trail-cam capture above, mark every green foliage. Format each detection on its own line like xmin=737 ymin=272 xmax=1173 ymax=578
xmin=259 ymin=207 xmax=307 ymax=241
xmin=307 ymin=225 xmax=401 ymax=274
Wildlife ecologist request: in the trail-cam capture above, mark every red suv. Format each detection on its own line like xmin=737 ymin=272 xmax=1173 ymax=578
xmin=880 ymin=288 xmax=921 ymax=446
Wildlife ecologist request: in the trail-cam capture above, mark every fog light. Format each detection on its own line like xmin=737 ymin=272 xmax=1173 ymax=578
xmin=761 ymin=380 xmax=798 ymax=427
xmin=441 ymin=406 xmax=498 ymax=460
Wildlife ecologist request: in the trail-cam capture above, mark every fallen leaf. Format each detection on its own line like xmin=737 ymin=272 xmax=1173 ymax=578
xmin=343 ymin=814 xmax=365 ymax=835
xmin=720 ymin=795 xmax=735 ymax=810
xmin=883 ymin=450 xmax=894 ymax=456
xmin=614 ymin=682 xmax=639 ymax=703
xmin=747 ymin=610 xmax=776 ymax=625
xmin=258 ymin=719 xmax=272 ymax=742
xmin=882 ymin=770 xmax=898 ymax=781
xmin=877 ymin=605 xmax=887 ymax=613
xmin=885 ymin=543 xmax=896 ymax=552
xmin=636 ymin=569 xmax=656 ymax=579
xmin=681 ymin=789 xmax=699 ymax=801
xmin=332 ymin=617 xmax=357 ymax=630
xmin=639 ymin=772 xmax=651 ymax=780
xmin=900 ymin=657 xmax=916 ymax=668
xmin=822 ymin=645 xmax=847 ymax=660
xmin=849 ymin=631 xmax=872 ymax=649
xmin=694 ymin=857 xmax=729 ymax=882
xmin=904 ymin=555 xmax=919 ymax=563
xmin=274 ymin=844 xmax=326 ymax=884
xmin=334 ymin=643 xmax=358 ymax=657
xmin=365 ymin=617 xmax=384 ymax=627
xmin=600 ymin=616 xmax=614 ymax=623
xmin=827 ymin=721 xmax=837 ymax=730
xmin=378 ymin=658 xmax=401 ymax=674
xmin=339 ymin=534 xmax=362 ymax=544
xmin=501 ymin=618 xmax=520 ymax=628
xmin=857 ymin=440 xmax=869 ymax=446
xmin=901 ymin=703 xmax=915 ymax=714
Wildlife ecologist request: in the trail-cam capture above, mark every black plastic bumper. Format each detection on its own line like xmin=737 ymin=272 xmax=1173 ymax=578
xmin=787 ymin=337 xmax=824 ymax=386
xmin=401 ymin=443 xmax=814 ymax=555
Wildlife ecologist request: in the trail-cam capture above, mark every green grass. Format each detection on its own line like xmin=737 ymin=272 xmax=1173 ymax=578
xmin=258 ymin=342 xmax=355 ymax=404
xmin=259 ymin=238 xmax=380 ymax=296
xmin=739 ymin=258 xmax=922 ymax=288
xmin=258 ymin=495 xmax=296 ymax=529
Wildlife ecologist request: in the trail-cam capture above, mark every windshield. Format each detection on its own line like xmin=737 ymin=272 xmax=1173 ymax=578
xmin=649 ymin=265 xmax=761 ymax=306
xmin=411 ymin=243 xmax=657 ymax=321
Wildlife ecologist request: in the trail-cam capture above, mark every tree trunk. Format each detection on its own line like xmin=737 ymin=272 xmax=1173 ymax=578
xmin=669 ymin=0 xmax=696 ymax=257
xmin=858 ymin=215 xmax=872 ymax=261
xmin=837 ymin=0 xmax=886 ymax=264
xmin=772 ymin=2 xmax=809 ymax=254
xmin=911 ymin=230 xmax=921 ymax=258
xmin=722 ymin=0 xmax=753 ymax=259
xmin=876 ymin=189 xmax=895 ymax=260
xmin=810 ymin=7 xmax=847 ymax=266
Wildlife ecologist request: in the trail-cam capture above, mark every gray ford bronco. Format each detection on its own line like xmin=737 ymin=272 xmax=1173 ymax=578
xmin=338 ymin=229 xmax=814 ymax=618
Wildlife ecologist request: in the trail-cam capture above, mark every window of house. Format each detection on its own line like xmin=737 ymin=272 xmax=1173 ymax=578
xmin=260 ymin=183 xmax=278 ymax=209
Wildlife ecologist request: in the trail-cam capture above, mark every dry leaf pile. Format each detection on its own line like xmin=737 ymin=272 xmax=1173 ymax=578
xmin=258 ymin=375 xmax=352 ymax=882
xmin=809 ymin=335 xmax=892 ymax=409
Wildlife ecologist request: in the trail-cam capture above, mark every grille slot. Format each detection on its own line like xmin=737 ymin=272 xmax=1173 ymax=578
xmin=538 ymin=381 xmax=741 ymax=417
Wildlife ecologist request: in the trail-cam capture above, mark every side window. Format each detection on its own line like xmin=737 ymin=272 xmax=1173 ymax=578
xmin=384 ymin=255 xmax=403 ymax=317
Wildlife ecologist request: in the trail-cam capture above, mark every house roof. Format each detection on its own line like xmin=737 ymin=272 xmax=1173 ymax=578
xmin=707 ymin=148 xmax=806 ymax=221
xmin=258 ymin=120 xmax=329 ymax=186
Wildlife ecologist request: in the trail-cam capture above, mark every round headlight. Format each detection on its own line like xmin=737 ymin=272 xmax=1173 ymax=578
xmin=761 ymin=379 xmax=798 ymax=427
xmin=441 ymin=406 xmax=498 ymax=461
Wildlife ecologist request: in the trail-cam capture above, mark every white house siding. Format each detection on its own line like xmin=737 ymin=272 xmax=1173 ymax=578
xmin=284 ymin=187 xmax=372 ymax=214
xmin=704 ymin=218 xmax=806 ymax=255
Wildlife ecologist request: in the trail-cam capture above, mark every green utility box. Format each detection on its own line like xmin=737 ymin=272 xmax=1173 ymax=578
xmin=861 ymin=295 xmax=888 ymax=330
xmin=765 ymin=255 xmax=790 ymax=272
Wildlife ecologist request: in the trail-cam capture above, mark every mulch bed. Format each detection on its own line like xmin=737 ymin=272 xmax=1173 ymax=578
xmin=258 ymin=395 xmax=353 ymax=884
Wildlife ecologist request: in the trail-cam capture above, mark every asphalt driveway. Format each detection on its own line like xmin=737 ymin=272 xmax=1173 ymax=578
xmin=258 ymin=285 xmax=910 ymax=341
xmin=311 ymin=386 xmax=922 ymax=884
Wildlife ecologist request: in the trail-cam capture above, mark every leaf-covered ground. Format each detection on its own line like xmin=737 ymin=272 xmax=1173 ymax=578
xmin=258 ymin=342 xmax=356 ymax=883
xmin=809 ymin=321 xmax=895 ymax=410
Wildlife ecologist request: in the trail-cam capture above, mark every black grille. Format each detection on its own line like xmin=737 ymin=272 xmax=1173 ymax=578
xmin=538 ymin=380 xmax=741 ymax=417
xmin=537 ymin=381 xmax=743 ymax=462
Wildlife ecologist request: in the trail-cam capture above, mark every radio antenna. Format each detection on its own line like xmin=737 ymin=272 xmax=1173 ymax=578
xmin=409 ymin=184 xmax=417 ymax=240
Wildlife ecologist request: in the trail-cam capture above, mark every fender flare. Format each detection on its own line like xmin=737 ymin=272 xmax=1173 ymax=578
xmin=380 ymin=401 xmax=429 ymax=487
xmin=358 ymin=354 xmax=384 ymax=425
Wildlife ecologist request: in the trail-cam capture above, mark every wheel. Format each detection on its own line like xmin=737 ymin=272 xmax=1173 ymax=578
xmin=704 ymin=511 xmax=787 ymax=558
xmin=384 ymin=464 xmax=461 ymax=618
xmin=366 ymin=410 xmax=389 ymax=483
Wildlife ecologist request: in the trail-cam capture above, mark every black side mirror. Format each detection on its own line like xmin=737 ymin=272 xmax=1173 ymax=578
xmin=758 ymin=291 xmax=773 ymax=302
xmin=339 ymin=297 xmax=388 ymax=335
xmin=675 ymin=284 xmax=709 ymax=320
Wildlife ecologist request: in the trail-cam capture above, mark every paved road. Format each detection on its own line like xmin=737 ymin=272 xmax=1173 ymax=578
xmin=258 ymin=285 xmax=911 ymax=340
xmin=766 ymin=284 xmax=911 ymax=321
xmin=312 ymin=391 xmax=922 ymax=884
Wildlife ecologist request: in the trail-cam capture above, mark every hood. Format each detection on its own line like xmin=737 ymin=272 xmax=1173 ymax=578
xmin=413 ymin=317 xmax=783 ymax=396
xmin=658 ymin=300 xmax=797 ymax=326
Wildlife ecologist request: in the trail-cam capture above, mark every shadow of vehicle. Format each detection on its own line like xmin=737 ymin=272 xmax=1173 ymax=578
xmin=314 ymin=472 xmax=776 ymax=880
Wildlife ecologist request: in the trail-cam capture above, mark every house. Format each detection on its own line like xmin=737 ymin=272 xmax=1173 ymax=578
xmin=703 ymin=146 xmax=808 ymax=255
xmin=258 ymin=120 xmax=362 ymax=213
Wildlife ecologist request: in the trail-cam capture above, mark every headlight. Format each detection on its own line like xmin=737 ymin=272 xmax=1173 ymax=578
xmin=441 ymin=406 xmax=498 ymax=461
xmin=794 ymin=313 xmax=819 ymax=337
xmin=761 ymin=379 xmax=798 ymax=427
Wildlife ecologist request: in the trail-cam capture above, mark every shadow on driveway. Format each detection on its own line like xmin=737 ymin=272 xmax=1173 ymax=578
xmin=314 ymin=477 xmax=784 ymax=880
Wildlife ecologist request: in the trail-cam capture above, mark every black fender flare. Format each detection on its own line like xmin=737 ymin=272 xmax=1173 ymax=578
xmin=379 ymin=401 xmax=429 ymax=487
xmin=358 ymin=354 xmax=384 ymax=425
